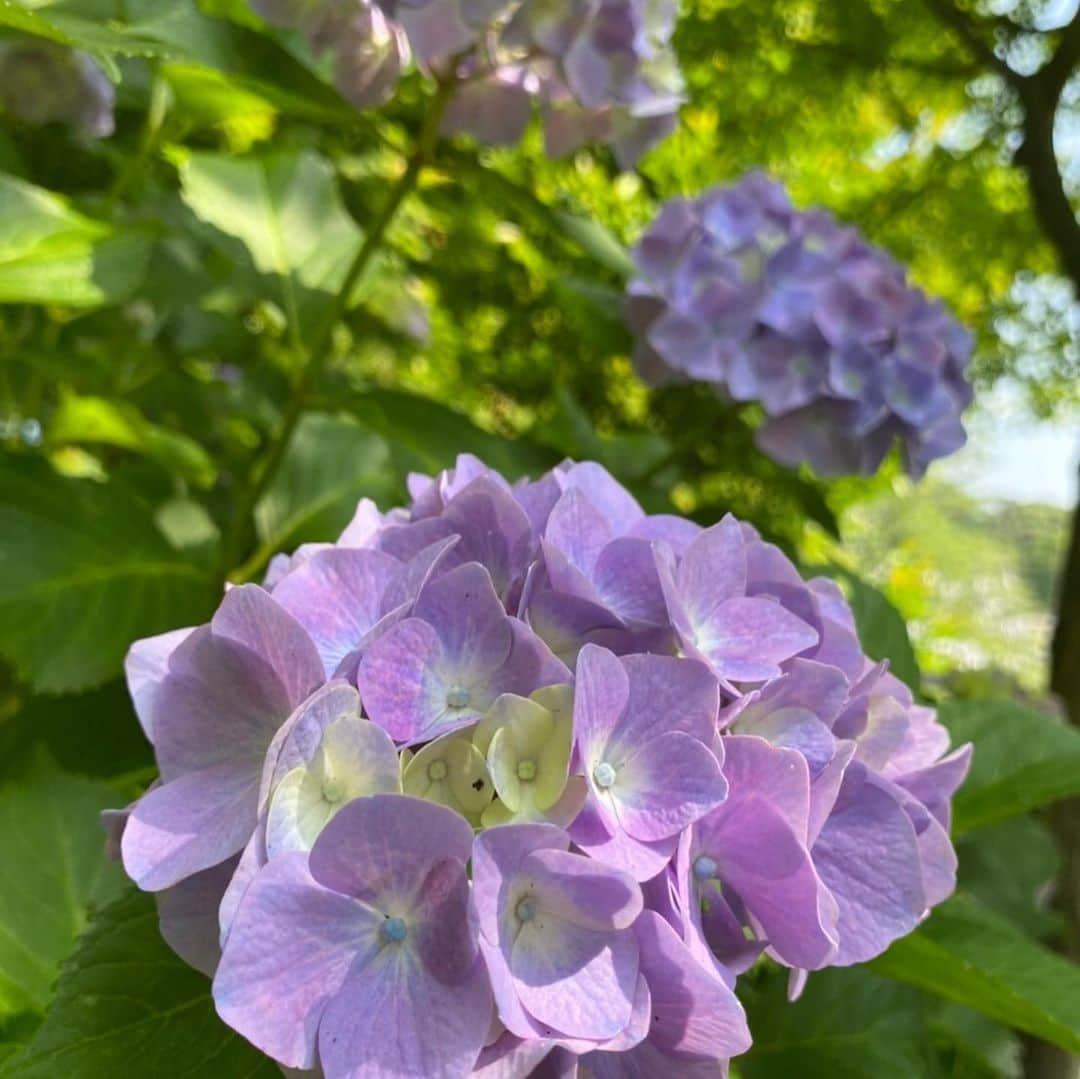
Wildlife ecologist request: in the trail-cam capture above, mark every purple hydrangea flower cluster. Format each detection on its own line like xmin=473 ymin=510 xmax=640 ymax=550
xmin=250 ymin=0 xmax=683 ymax=166
xmin=0 ymin=40 xmax=115 ymax=140
xmin=626 ymin=172 xmax=975 ymax=477
xmin=112 ymin=454 xmax=970 ymax=1077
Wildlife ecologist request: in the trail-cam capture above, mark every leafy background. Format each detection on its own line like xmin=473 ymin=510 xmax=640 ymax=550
xmin=0 ymin=0 xmax=1079 ymax=1076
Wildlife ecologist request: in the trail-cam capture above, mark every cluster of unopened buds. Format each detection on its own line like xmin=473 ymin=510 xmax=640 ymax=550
xmin=626 ymin=172 xmax=975 ymax=477
xmin=251 ymin=0 xmax=683 ymax=166
xmin=109 ymin=455 xmax=971 ymax=1077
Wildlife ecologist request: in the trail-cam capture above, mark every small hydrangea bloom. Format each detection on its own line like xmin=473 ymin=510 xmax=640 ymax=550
xmin=250 ymin=0 xmax=683 ymax=165
xmin=626 ymin=171 xmax=974 ymax=477
xmin=0 ymin=39 xmax=114 ymax=138
xmin=214 ymin=795 xmax=492 ymax=1076
xmin=112 ymin=453 xmax=969 ymax=1075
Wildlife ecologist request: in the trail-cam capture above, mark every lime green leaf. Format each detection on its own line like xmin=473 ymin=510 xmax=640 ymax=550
xmin=940 ymin=697 xmax=1080 ymax=834
xmin=0 ymin=456 xmax=217 ymax=693
xmin=0 ymin=751 xmax=124 ymax=1022
xmin=47 ymin=395 xmax=217 ymax=489
xmin=4 ymin=889 xmax=278 ymax=1078
xmin=870 ymin=893 xmax=1080 ymax=1055
xmin=174 ymin=149 xmax=361 ymax=327
xmin=0 ymin=173 xmax=150 ymax=307
xmin=251 ymin=412 xmax=397 ymax=568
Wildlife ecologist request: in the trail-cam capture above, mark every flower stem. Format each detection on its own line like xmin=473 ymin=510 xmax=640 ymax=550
xmin=221 ymin=80 xmax=456 ymax=581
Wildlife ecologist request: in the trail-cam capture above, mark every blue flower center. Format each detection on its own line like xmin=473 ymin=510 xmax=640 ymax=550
xmin=693 ymin=855 xmax=718 ymax=881
xmin=446 ymin=685 xmax=470 ymax=709
xmin=516 ymin=897 xmax=537 ymax=924
xmin=592 ymin=761 xmax=617 ymax=789
xmin=382 ymin=916 xmax=407 ymax=943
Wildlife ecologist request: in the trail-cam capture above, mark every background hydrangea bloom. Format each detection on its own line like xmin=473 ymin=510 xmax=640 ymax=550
xmin=0 ymin=40 xmax=115 ymax=139
xmin=625 ymin=172 xmax=975 ymax=477
xmin=250 ymin=0 xmax=683 ymax=165
xmin=112 ymin=453 xmax=970 ymax=1076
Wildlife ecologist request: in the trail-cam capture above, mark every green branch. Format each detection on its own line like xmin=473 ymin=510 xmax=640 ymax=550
xmin=219 ymin=79 xmax=456 ymax=580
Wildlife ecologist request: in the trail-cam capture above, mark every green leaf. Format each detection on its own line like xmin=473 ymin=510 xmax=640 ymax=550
xmin=0 ymin=173 xmax=151 ymax=307
xmin=174 ymin=149 xmax=361 ymax=328
xmin=833 ymin=568 xmax=921 ymax=691
xmin=0 ymin=680 xmax=152 ymax=785
xmin=957 ymin=816 xmax=1062 ymax=938
xmin=0 ymin=3 xmax=184 ymax=79
xmin=249 ymin=412 xmax=397 ymax=575
xmin=47 ymin=395 xmax=217 ymax=489
xmin=4 ymin=889 xmax=278 ymax=1078
xmin=350 ymin=388 xmax=557 ymax=481
xmin=940 ymin=697 xmax=1080 ymax=834
xmin=740 ymin=965 xmax=943 ymax=1079
xmin=0 ymin=456 xmax=217 ymax=693
xmin=870 ymin=892 xmax=1080 ymax=1055
xmin=0 ymin=751 xmax=124 ymax=1021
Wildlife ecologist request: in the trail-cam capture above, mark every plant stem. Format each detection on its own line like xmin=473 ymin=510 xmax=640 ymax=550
xmin=220 ymin=80 xmax=456 ymax=581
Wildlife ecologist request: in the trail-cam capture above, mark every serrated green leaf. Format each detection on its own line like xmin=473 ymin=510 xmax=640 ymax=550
xmin=940 ymin=697 xmax=1080 ymax=834
xmin=4 ymin=889 xmax=278 ymax=1078
xmin=0 ymin=751 xmax=125 ymax=1021
xmin=47 ymin=394 xmax=217 ymax=489
xmin=870 ymin=892 xmax=1080 ymax=1055
xmin=0 ymin=173 xmax=151 ymax=307
xmin=0 ymin=456 xmax=217 ymax=693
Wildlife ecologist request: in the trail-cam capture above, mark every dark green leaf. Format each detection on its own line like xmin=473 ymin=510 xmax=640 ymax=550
xmin=740 ymin=965 xmax=942 ymax=1079
xmin=350 ymin=388 xmax=557 ymax=481
xmin=940 ymin=697 xmax=1080 ymax=834
xmin=0 ymin=751 xmax=124 ymax=1021
xmin=870 ymin=893 xmax=1080 ymax=1054
xmin=4 ymin=889 xmax=277 ymax=1078
xmin=0 ymin=456 xmax=218 ymax=693
xmin=250 ymin=412 xmax=397 ymax=573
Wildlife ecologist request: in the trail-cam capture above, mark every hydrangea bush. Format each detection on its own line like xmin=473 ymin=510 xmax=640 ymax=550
xmin=250 ymin=0 xmax=683 ymax=166
xmin=111 ymin=454 xmax=971 ymax=1077
xmin=625 ymin=172 xmax=975 ymax=477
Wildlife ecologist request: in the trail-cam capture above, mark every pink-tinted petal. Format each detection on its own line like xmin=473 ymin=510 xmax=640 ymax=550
xmin=272 ymin=547 xmax=402 ymax=677
xmin=319 ymin=945 xmax=492 ymax=1079
xmin=614 ymin=654 xmax=720 ymax=752
xmin=568 ymin=799 xmax=677 ymax=882
xmin=308 ymin=794 xmax=473 ymax=906
xmin=210 ymin=583 xmax=324 ymax=709
xmin=214 ymin=853 xmax=382 ymax=1070
xmin=573 ymin=644 xmax=631 ymax=760
xmin=722 ymin=735 xmax=810 ymax=841
xmin=124 ymin=626 xmax=195 ymax=740
xmin=523 ymin=847 xmax=642 ymax=931
xmin=545 ymin=489 xmax=613 ymax=577
xmin=122 ymin=764 xmax=258 ymax=891
xmin=157 ymin=856 xmax=237 ymax=977
xmin=811 ymin=765 xmax=925 ymax=965
xmin=675 ymin=516 xmax=747 ymax=624
xmin=611 ymin=733 xmax=727 ymax=841
xmin=634 ymin=910 xmax=751 ymax=1059
xmin=559 ymin=462 xmax=644 ymax=536
xmin=592 ymin=538 xmax=668 ymax=627
xmin=512 ymin=914 xmax=639 ymax=1041
xmin=696 ymin=597 xmax=819 ymax=683
xmin=414 ymin=562 xmax=513 ymax=670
